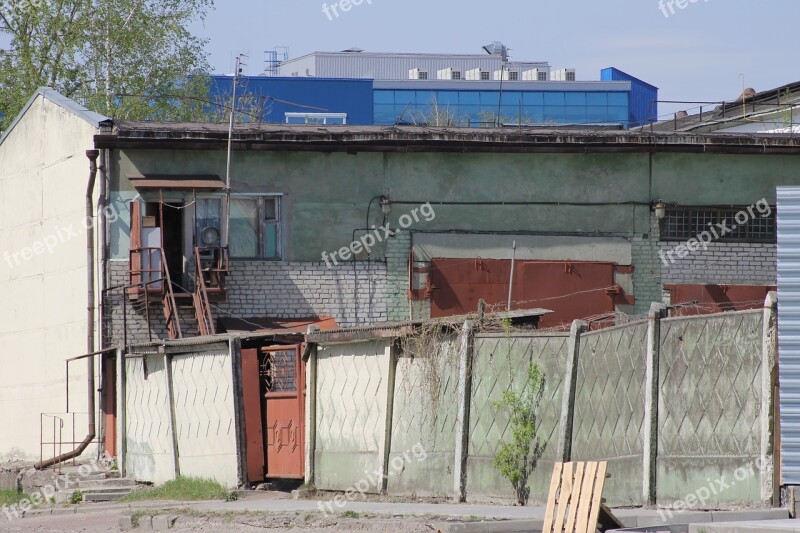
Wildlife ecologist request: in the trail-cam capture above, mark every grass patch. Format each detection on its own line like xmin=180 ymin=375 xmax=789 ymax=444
xmin=123 ymin=477 xmax=232 ymax=502
xmin=342 ymin=510 xmax=359 ymax=518
xmin=0 ymin=489 xmax=27 ymax=506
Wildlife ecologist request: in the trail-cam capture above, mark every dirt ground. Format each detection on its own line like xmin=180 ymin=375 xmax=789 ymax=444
xmin=0 ymin=508 xmax=481 ymax=532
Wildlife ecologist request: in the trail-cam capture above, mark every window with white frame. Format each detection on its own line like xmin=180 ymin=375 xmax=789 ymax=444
xmin=229 ymin=196 xmax=282 ymax=260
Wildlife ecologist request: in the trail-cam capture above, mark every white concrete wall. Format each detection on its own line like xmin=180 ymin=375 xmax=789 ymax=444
xmin=0 ymin=95 xmax=101 ymax=460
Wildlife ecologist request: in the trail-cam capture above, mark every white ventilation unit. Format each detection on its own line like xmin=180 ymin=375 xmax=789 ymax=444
xmin=409 ymin=68 xmax=429 ymax=80
xmin=466 ymin=68 xmax=486 ymax=81
xmin=523 ymin=68 xmax=550 ymax=81
xmin=552 ymin=68 xmax=577 ymax=81
xmin=437 ymin=68 xmax=462 ymax=80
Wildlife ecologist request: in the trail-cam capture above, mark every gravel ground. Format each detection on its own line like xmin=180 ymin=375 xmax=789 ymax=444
xmin=0 ymin=508 xmax=484 ymax=532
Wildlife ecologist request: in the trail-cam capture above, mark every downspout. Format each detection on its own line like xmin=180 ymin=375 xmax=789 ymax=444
xmin=35 ymin=150 xmax=100 ymax=470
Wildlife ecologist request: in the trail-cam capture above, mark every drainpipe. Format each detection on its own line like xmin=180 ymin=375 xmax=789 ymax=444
xmin=34 ymin=150 xmax=100 ymax=470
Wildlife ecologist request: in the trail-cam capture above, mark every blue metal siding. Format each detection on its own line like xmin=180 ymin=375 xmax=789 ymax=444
xmin=207 ymin=76 xmax=374 ymax=125
xmin=602 ymin=68 xmax=658 ymax=128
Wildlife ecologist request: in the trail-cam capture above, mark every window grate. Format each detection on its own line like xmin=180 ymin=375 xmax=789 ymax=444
xmin=660 ymin=207 xmax=776 ymax=243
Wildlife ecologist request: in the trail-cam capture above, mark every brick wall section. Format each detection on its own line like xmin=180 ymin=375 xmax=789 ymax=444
xmin=631 ymin=213 xmax=664 ymax=315
xmin=659 ymin=241 xmax=776 ymax=285
xmin=217 ymin=261 xmax=387 ymax=327
xmin=385 ymin=232 xmax=412 ymax=321
xmin=104 ymin=260 xmax=388 ymax=346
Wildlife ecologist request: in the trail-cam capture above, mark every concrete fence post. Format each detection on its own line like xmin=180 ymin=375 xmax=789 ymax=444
xmin=381 ymin=341 xmax=399 ymax=494
xmin=163 ymin=351 xmax=180 ymax=479
xmin=453 ymin=320 xmax=475 ymax=502
xmin=557 ymin=320 xmax=588 ymax=462
xmin=306 ymin=343 xmax=318 ymax=485
xmin=644 ymin=303 xmax=668 ymax=506
xmin=761 ymin=291 xmax=778 ymax=505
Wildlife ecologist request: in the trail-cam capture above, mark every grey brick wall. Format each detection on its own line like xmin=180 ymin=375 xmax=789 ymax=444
xmin=385 ymin=232 xmax=411 ymax=321
xmin=659 ymin=241 xmax=776 ymax=285
xmin=104 ymin=259 xmax=388 ymax=346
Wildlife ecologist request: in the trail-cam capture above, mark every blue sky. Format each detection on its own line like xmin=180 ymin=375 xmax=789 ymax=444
xmin=195 ymin=0 xmax=799 ymax=117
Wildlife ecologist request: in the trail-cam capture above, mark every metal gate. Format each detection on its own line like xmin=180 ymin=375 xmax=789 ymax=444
xmin=778 ymin=187 xmax=800 ymax=484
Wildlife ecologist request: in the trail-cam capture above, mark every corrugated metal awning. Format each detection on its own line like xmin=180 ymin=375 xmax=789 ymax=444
xmin=127 ymin=174 xmax=225 ymax=190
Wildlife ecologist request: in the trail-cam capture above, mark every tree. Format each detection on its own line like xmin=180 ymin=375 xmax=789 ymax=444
xmin=494 ymin=361 xmax=546 ymax=505
xmin=0 ymin=0 xmax=214 ymax=126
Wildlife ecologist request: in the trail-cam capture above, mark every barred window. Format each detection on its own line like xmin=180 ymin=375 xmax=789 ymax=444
xmin=660 ymin=206 xmax=776 ymax=243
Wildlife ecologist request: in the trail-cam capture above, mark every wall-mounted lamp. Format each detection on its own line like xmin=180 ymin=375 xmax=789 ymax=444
xmin=654 ymin=202 xmax=667 ymax=220
xmin=380 ymin=195 xmax=392 ymax=216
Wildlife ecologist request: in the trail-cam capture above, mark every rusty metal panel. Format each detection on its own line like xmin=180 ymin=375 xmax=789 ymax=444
xmin=263 ymin=346 xmax=305 ymax=479
xmin=102 ymin=355 xmax=117 ymax=458
xmin=241 ymin=349 xmax=265 ymax=483
xmin=430 ymin=259 xmax=618 ymax=327
xmin=666 ymin=284 xmax=775 ymax=316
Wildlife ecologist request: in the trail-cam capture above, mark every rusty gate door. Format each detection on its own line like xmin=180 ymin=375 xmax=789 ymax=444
xmin=262 ymin=345 xmax=305 ymax=479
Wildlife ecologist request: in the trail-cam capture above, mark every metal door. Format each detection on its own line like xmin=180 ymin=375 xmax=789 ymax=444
xmin=262 ymin=345 xmax=305 ymax=479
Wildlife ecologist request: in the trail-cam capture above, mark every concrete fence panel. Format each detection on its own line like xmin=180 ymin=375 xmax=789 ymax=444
xmin=571 ymin=321 xmax=649 ymax=506
xmin=315 ymin=340 xmax=392 ymax=492
xmin=170 ymin=349 xmax=238 ymax=488
xmin=657 ymin=310 xmax=764 ymax=506
xmin=388 ymin=334 xmax=460 ymax=498
xmin=125 ymin=354 xmax=175 ymax=485
xmin=465 ymin=333 xmax=570 ymax=504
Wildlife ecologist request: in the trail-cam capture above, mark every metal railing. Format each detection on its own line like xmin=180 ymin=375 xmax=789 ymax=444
xmin=39 ymin=413 xmax=98 ymax=473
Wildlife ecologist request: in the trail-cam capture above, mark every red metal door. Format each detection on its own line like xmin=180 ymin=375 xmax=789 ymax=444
xmin=102 ymin=355 xmax=117 ymax=458
xmin=262 ymin=345 xmax=305 ymax=479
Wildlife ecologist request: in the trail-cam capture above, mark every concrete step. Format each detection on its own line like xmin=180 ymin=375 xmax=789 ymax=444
xmin=82 ymin=489 xmax=134 ymax=503
xmin=76 ymin=477 xmax=137 ymax=490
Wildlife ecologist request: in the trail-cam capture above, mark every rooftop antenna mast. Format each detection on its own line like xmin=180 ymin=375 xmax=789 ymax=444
xmin=225 ymin=54 xmax=246 ymax=246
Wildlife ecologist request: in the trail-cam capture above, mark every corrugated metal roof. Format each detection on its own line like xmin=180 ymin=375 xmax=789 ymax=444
xmin=306 ymin=308 xmax=551 ymax=343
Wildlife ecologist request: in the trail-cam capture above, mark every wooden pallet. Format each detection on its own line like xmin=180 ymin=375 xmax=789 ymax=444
xmin=542 ymin=461 xmax=624 ymax=533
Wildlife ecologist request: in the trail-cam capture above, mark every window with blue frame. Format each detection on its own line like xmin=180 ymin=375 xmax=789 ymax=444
xmin=373 ymin=89 xmax=630 ymax=127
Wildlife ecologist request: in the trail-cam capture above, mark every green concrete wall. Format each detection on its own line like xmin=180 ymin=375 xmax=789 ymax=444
xmin=110 ymin=147 xmax=799 ymax=320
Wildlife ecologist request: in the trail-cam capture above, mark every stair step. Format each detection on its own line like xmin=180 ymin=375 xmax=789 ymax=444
xmin=77 ymin=478 xmax=137 ymax=489
xmin=82 ymin=490 xmax=133 ymax=502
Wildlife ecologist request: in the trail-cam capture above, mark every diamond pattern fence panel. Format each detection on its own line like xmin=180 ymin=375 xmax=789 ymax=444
xmin=657 ymin=310 xmax=763 ymax=506
xmin=315 ymin=340 xmax=391 ymax=492
xmin=466 ymin=333 xmax=569 ymax=504
xmin=125 ymin=355 xmax=174 ymax=485
xmin=170 ymin=349 xmax=238 ymax=488
xmin=571 ymin=321 xmax=649 ymax=506
xmin=389 ymin=334 xmax=459 ymax=498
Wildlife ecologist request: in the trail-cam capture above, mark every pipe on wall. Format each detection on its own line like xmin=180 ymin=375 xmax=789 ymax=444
xmin=35 ymin=150 xmax=100 ymax=470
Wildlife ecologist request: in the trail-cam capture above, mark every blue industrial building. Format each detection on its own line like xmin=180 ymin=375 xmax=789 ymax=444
xmin=209 ymin=67 xmax=657 ymax=129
